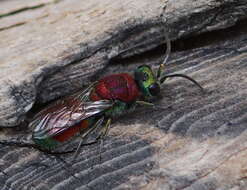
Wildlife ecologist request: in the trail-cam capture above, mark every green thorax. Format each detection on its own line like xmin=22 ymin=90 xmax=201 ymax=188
xmin=105 ymin=100 xmax=136 ymax=118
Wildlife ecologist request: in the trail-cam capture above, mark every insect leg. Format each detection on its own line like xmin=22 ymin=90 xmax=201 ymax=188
xmin=80 ymin=117 xmax=112 ymax=144
xmin=136 ymin=100 xmax=154 ymax=107
xmin=72 ymin=117 xmax=105 ymax=162
xmin=136 ymin=100 xmax=172 ymax=111
xmin=97 ymin=118 xmax=111 ymax=162
xmin=98 ymin=118 xmax=111 ymax=140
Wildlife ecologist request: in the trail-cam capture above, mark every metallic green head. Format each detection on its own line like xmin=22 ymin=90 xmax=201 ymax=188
xmin=134 ymin=65 xmax=161 ymax=99
xmin=133 ymin=33 xmax=204 ymax=100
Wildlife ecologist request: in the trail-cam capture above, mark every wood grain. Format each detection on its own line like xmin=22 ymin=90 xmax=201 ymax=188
xmin=0 ymin=0 xmax=246 ymax=126
xmin=0 ymin=20 xmax=246 ymax=189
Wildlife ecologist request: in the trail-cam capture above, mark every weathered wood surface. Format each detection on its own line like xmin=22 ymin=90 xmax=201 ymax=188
xmin=0 ymin=0 xmax=246 ymax=126
xmin=0 ymin=20 xmax=247 ymax=190
xmin=0 ymin=0 xmax=247 ymax=190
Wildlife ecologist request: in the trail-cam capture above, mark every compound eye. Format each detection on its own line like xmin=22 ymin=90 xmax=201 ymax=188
xmin=135 ymin=71 xmax=148 ymax=81
xmin=149 ymin=82 xmax=160 ymax=96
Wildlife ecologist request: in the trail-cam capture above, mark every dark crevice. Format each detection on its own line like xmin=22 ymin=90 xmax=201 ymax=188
xmin=0 ymin=4 xmax=45 ymax=19
xmin=0 ymin=12 xmax=50 ymax=32
xmin=110 ymin=18 xmax=247 ymax=65
xmin=0 ymin=0 xmax=63 ymax=20
xmin=0 ymin=22 xmax=26 ymax=32
xmin=109 ymin=0 xmax=247 ymax=63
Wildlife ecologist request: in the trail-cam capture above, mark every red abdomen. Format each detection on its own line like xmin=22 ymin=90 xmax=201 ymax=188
xmin=90 ymin=73 xmax=140 ymax=102
xmin=53 ymin=120 xmax=89 ymax=142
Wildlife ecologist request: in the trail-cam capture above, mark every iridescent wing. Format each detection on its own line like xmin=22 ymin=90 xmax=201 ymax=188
xmin=30 ymin=85 xmax=112 ymax=140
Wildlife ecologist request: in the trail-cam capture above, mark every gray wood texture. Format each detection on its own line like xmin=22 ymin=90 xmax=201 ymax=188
xmin=0 ymin=0 xmax=247 ymax=189
xmin=0 ymin=0 xmax=246 ymax=126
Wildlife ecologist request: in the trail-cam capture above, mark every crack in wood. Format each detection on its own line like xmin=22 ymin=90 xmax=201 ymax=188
xmin=0 ymin=22 xmax=26 ymax=32
xmin=0 ymin=4 xmax=45 ymax=19
xmin=0 ymin=0 xmax=63 ymax=19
